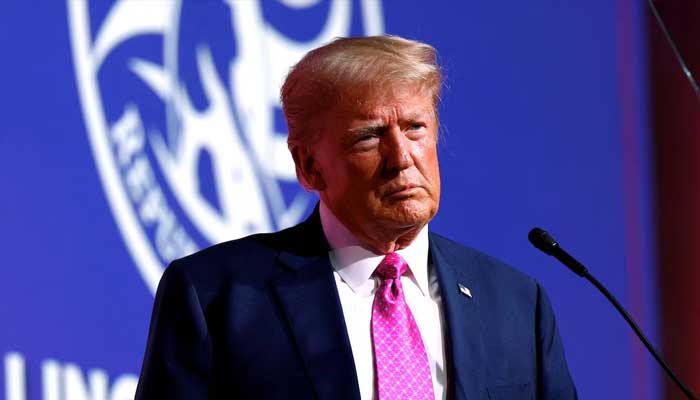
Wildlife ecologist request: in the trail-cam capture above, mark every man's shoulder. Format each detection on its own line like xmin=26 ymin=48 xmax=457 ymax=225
xmin=162 ymin=221 xmax=318 ymax=289
xmin=178 ymin=224 xmax=299 ymax=264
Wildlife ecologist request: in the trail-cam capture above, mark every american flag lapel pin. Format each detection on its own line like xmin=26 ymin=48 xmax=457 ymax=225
xmin=458 ymin=283 xmax=472 ymax=298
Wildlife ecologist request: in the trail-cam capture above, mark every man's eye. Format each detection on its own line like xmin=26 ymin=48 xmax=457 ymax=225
xmin=349 ymin=133 xmax=379 ymax=150
xmin=356 ymin=131 xmax=380 ymax=142
xmin=408 ymin=124 xmax=424 ymax=130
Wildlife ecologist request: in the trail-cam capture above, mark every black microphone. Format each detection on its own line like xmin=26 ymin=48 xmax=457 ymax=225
xmin=528 ymin=228 xmax=588 ymax=277
xmin=528 ymin=227 xmax=698 ymax=400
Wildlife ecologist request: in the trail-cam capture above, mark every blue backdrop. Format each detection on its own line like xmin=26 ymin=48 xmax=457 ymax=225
xmin=0 ymin=1 xmax=658 ymax=399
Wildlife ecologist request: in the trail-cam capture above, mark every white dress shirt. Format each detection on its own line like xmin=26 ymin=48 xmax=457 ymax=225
xmin=319 ymin=202 xmax=447 ymax=400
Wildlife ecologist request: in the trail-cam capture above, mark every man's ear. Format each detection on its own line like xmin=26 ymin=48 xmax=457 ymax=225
xmin=290 ymin=144 xmax=327 ymax=191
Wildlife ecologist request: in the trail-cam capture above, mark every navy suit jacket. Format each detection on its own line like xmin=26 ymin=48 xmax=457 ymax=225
xmin=135 ymin=209 xmax=577 ymax=399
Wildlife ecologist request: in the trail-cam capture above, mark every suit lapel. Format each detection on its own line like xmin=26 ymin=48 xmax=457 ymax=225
xmin=431 ymin=233 xmax=487 ymax=400
xmin=269 ymin=209 xmax=360 ymax=400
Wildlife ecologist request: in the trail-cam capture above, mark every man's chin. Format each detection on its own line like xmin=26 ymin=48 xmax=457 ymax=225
xmin=375 ymin=203 xmax=436 ymax=229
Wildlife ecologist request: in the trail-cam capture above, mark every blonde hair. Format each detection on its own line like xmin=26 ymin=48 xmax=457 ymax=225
xmin=281 ymin=35 xmax=443 ymax=148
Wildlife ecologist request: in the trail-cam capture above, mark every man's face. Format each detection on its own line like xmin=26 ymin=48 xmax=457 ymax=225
xmin=310 ymin=85 xmax=441 ymax=250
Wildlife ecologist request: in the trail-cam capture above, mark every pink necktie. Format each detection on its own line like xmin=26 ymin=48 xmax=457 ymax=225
xmin=371 ymin=252 xmax=435 ymax=400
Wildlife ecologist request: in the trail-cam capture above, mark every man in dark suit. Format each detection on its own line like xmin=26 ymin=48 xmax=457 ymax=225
xmin=135 ymin=35 xmax=577 ymax=399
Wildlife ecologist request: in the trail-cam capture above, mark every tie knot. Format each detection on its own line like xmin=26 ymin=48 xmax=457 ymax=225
xmin=374 ymin=252 xmax=408 ymax=280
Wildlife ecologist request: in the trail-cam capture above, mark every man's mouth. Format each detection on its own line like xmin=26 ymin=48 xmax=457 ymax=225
xmin=383 ymin=184 xmax=422 ymax=199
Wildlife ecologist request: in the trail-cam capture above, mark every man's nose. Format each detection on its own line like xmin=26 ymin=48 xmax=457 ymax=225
xmin=382 ymin=126 xmax=414 ymax=172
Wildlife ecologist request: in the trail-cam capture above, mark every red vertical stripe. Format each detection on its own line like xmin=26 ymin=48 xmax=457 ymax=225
xmin=648 ymin=1 xmax=700 ymax=398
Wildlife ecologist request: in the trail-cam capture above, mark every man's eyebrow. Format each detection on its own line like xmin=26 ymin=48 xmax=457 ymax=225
xmin=348 ymin=123 xmax=385 ymax=134
xmin=347 ymin=108 xmax=433 ymax=133
xmin=348 ymin=121 xmax=385 ymax=134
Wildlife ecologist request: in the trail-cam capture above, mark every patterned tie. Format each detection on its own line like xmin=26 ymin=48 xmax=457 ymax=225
xmin=371 ymin=252 xmax=435 ymax=400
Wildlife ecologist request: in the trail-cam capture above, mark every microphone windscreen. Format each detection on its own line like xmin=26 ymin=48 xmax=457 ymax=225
xmin=528 ymin=227 xmax=558 ymax=255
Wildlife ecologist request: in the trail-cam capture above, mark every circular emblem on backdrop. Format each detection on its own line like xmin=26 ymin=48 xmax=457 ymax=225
xmin=68 ymin=1 xmax=384 ymax=294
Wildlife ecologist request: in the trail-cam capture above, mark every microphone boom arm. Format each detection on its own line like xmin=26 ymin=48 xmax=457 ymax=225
xmin=528 ymin=227 xmax=698 ymax=400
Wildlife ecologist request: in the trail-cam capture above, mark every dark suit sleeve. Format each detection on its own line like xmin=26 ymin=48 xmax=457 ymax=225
xmin=135 ymin=260 xmax=211 ymax=399
xmin=535 ymin=282 xmax=578 ymax=399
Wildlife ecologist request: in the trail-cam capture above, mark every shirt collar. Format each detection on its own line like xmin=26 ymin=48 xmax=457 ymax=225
xmin=319 ymin=201 xmax=430 ymax=297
